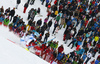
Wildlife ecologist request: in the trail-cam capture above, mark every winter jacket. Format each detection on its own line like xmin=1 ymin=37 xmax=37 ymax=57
xmin=95 ymin=60 xmax=99 ymax=64
xmin=50 ymin=42 xmax=54 ymax=48
xmin=28 ymin=20 xmax=32 ymax=26
xmin=78 ymin=49 xmax=85 ymax=55
xmin=17 ymin=0 xmax=21 ymax=4
xmin=46 ymin=0 xmax=49 ymax=3
xmin=37 ymin=19 xmax=42 ymax=26
xmin=77 ymin=41 xmax=82 ymax=45
xmin=66 ymin=33 xmax=71 ymax=40
xmin=58 ymin=12 xmax=62 ymax=17
xmin=57 ymin=53 xmax=65 ymax=61
xmin=56 ymin=15 xmax=60 ymax=22
xmin=28 ymin=9 xmax=33 ymax=15
xmin=10 ymin=9 xmax=15 ymax=16
xmin=50 ymin=42 xmax=58 ymax=49
xmin=96 ymin=43 xmax=100 ymax=48
xmin=58 ymin=46 xmax=64 ymax=53
xmin=94 ymin=22 xmax=99 ymax=27
xmin=34 ymin=10 xmax=37 ymax=15
xmin=94 ymin=36 xmax=99 ymax=42
xmin=13 ymin=16 xmax=17 ymax=23
xmin=48 ymin=20 xmax=52 ymax=27
xmin=85 ymin=33 xmax=90 ymax=38
xmin=45 ymin=32 xmax=49 ymax=38
xmin=54 ymin=43 xmax=58 ymax=49
xmin=54 ymin=0 xmax=57 ymax=5
xmin=67 ymin=20 xmax=72 ymax=26
xmin=4 ymin=18 xmax=10 ymax=25
xmin=0 ymin=16 xmax=5 ymax=22
xmin=87 ymin=52 xmax=92 ymax=58
xmin=30 ymin=11 xmax=35 ymax=19
xmin=24 ymin=3 xmax=28 ymax=8
xmin=72 ymin=61 xmax=78 ymax=64
xmin=41 ymin=44 xmax=47 ymax=51
xmin=44 ymin=18 xmax=48 ymax=23
xmin=45 ymin=47 xmax=53 ymax=54
xmin=54 ymin=10 xmax=58 ymax=15
xmin=82 ymin=54 xmax=87 ymax=60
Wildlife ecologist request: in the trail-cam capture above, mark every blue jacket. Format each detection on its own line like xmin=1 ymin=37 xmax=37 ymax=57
xmin=0 ymin=16 xmax=5 ymax=22
xmin=58 ymin=13 xmax=62 ymax=17
xmin=79 ymin=49 xmax=85 ymax=55
xmin=57 ymin=53 xmax=64 ymax=61
xmin=95 ymin=60 xmax=99 ymax=64
xmin=14 ymin=17 xmax=20 ymax=26
xmin=72 ymin=18 xmax=77 ymax=21
xmin=67 ymin=21 xmax=71 ymax=26
xmin=82 ymin=54 xmax=87 ymax=60
xmin=94 ymin=23 xmax=99 ymax=27
xmin=81 ymin=20 xmax=85 ymax=24
xmin=86 ymin=33 xmax=90 ymax=38
xmin=70 ymin=0 xmax=72 ymax=3
xmin=77 ymin=41 xmax=82 ymax=45
xmin=95 ymin=2 xmax=98 ymax=6
xmin=91 ymin=26 xmax=95 ymax=31
xmin=72 ymin=38 xmax=77 ymax=43
xmin=46 ymin=0 xmax=49 ymax=3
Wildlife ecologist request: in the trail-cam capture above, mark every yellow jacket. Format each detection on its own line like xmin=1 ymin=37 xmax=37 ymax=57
xmin=55 ymin=10 xmax=58 ymax=15
xmin=94 ymin=36 xmax=99 ymax=42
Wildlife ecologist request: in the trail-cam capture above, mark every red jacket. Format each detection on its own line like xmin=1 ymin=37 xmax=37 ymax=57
xmin=84 ymin=20 xmax=89 ymax=27
xmin=41 ymin=44 xmax=47 ymax=51
xmin=92 ymin=1 xmax=95 ymax=5
xmin=89 ymin=10 xmax=92 ymax=14
xmin=47 ymin=11 xmax=51 ymax=16
xmin=54 ymin=0 xmax=57 ymax=4
xmin=80 ymin=8 xmax=83 ymax=12
xmin=58 ymin=46 xmax=64 ymax=53
xmin=31 ymin=26 xmax=35 ymax=30
xmin=45 ymin=47 xmax=53 ymax=54
xmin=59 ymin=5 xmax=63 ymax=10
xmin=91 ymin=61 xmax=95 ymax=64
xmin=96 ymin=43 xmax=100 ymax=48
xmin=93 ymin=18 xmax=96 ymax=22
xmin=21 ymin=26 xmax=24 ymax=31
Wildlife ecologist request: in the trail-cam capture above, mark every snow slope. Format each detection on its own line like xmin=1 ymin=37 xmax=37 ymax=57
xmin=0 ymin=0 xmax=99 ymax=64
xmin=0 ymin=0 xmax=73 ymax=54
xmin=0 ymin=36 xmax=49 ymax=64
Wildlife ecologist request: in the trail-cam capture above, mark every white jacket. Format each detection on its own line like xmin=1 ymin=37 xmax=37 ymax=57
xmin=87 ymin=52 xmax=92 ymax=58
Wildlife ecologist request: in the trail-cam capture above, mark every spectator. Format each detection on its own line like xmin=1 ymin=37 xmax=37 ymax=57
xmin=23 ymin=2 xmax=29 ymax=13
